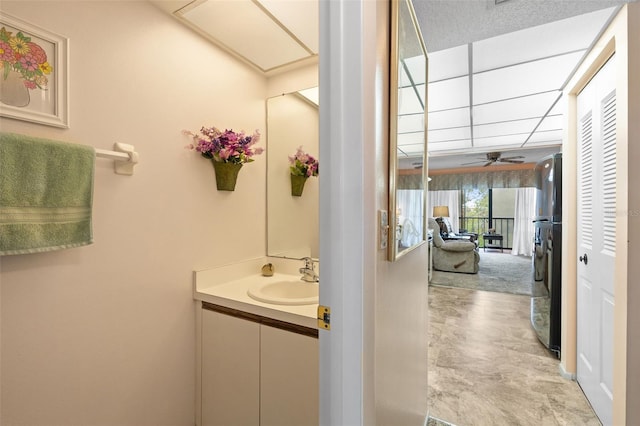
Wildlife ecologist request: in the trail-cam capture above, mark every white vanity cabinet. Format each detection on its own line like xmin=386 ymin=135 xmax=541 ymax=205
xmin=199 ymin=303 xmax=319 ymax=426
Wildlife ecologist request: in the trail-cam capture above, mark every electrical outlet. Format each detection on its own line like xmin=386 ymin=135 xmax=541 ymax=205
xmin=379 ymin=210 xmax=389 ymax=250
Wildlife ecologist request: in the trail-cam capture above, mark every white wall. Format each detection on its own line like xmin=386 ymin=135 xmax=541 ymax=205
xmin=0 ymin=2 xmax=267 ymax=424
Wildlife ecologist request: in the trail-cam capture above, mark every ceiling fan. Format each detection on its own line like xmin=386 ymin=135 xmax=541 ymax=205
xmin=461 ymin=151 xmax=525 ymax=167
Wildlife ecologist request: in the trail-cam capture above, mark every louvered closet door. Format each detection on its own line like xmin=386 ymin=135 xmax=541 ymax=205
xmin=576 ymin=54 xmax=616 ymax=426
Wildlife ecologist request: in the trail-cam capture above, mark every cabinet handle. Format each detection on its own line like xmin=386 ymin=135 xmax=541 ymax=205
xmin=579 ymin=253 xmax=588 ymax=265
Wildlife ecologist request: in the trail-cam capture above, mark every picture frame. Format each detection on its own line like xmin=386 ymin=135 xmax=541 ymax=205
xmin=0 ymin=12 xmax=69 ymax=128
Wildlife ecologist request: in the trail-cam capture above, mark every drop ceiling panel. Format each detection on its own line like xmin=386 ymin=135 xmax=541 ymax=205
xmin=474 ymin=134 xmax=528 ymax=148
xmin=180 ymin=0 xmax=310 ymax=71
xmin=401 ymin=56 xmax=427 ymax=85
xmin=536 ymin=114 xmax=563 ymax=132
xmin=473 ymin=117 xmax=539 ymax=139
xmin=473 ymin=51 xmax=584 ymax=105
xmin=428 ymin=127 xmax=471 ymax=143
xmin=473 ymin=91 xmax=559 ymax=125
xmin=427 ymin=76 xmax=469 ymax=111
xmin=527 ymin=129 xmax=563 ymax=143
xmin=258 ymin=0 xmax=319 ymax=53
xmin=399 ymin=86 xmax=425 ymax=115
xmin=472 ymin=7 xmax=616 ymax=72
xmin=398 ymin=131 xmax=425 ymax=147
xmin=428 ymin=108 xmax=470 ymax=130
xmin=428 ymin=139 xmax=473 ymax=152
xmin=428 ymin=45 xmax=468 ymax=82
xmin=398 ymin=114 xmax=425 ymax=133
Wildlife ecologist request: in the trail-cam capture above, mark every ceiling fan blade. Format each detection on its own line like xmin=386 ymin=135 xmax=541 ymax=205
xmin=483 ymin=161 xmax=494 ymax=167
xmin=502 ymin=155 xmax=525 ymax=160
xmin=460 ymin=160 xmax=487 ymax=165
xmin=499 ymin=159 xmax=525 ymax=164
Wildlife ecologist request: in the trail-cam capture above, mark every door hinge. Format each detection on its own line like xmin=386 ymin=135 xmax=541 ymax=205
xmin=317 ymin=305 xmax=331 ymax=330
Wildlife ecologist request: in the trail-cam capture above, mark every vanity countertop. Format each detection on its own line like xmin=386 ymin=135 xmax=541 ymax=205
xmin=193 ymin=257 xmax=318 ymax=329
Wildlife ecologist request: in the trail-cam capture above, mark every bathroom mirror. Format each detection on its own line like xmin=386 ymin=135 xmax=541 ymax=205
xmin=389 ymin=0 xmax=428 ymax=260
xmin=266 ymin=89 xmax=319 ymax=259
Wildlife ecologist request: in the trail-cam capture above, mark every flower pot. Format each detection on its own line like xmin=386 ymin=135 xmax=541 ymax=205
xmin=212 ymin=161 xmax=242 ymax=191
xmin=0 ymin=69 xmax=30 ymax=107
xmin=290 ymin=174 xmax=308 ymax=197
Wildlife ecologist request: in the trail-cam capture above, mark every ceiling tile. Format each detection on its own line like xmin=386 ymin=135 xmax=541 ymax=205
xmin=473 ymin=51 xmax=584 ymax=105
xmin=526 ymin=129 xmax=563 ymax=144
xmin=428 ymin=45 xmax=468 ymax=82
xmin=428 ymin=108 xmax=470 ymax=130
xmin=472 ymin=7 xmax=616 ymax=72
xmin=402 ymin=56 xmax=428 ymax=85
xmin=428 ymin=139 xmax=473 ymax=152
xmin=180 ymin=0 xmax=310 ymax=71
xmin=536 ymin=114 xmax=563 ymax=132
xmin=428 ymin=127 xmax=471 ymax=143
xmin=474 ymin=134 xmax=528 ymax=148
xmin=473 ymin=117 xmax=539 ymax=139
xmin=473 ymin=91 xmax=560 ymax=125
xmin=399 ymin=86 xmax=425 ymax=115
xmin=258 ymin=0 xmax=318 ymax=53
xmin=427 ymin=76 xmax=469 ymax=111
xmin=398 ymin=114 xmax=425 ymax=133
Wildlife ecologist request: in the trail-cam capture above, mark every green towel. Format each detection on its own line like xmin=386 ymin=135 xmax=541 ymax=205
xmin=0 ymin=132 xmax=94 ymax=255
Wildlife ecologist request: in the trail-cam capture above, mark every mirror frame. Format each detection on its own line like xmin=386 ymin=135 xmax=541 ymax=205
xmin=388 ymin=0 xmax=428 ymax=261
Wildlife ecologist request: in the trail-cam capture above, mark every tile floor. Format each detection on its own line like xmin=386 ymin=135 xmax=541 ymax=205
xmin=428 ymin=285 xmax=601 ymax=426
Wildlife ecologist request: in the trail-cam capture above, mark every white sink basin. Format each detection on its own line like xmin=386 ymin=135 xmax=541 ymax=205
xmin=247 ymin=280 xmax=319 ymax=305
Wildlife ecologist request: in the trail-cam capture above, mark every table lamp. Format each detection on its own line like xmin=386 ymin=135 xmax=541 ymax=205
xmin=433 ymin=206 xmax=449 ymax=219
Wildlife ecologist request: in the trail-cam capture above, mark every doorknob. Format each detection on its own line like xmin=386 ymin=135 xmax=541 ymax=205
xmin=579 ymin=253 xmax=588 ymax=265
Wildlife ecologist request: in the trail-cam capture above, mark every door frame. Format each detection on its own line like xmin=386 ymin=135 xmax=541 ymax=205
xmin=562 ymin=5 xmax=633 ymax=424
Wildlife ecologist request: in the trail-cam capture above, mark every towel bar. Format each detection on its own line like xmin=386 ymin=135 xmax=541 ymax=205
xmin=95 ymin=143 xmax=139 ymax=175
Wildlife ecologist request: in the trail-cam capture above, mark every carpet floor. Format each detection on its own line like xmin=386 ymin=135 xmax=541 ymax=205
xmin=430 ymin=250 xmax=532 ymax=296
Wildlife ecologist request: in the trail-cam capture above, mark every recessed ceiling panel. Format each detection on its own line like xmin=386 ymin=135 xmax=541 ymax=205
xmin=398 ymin=144 xmax=425 ymax=157
xmin=428 ymin=45 xmax=468 ymax=82
xmin=180 ymin=0 xmax=310 ymax=71
xmin=428 ymin=127 xmax=471 ymax=143
xmin=398 ymin=114 xmax=425 ymax=133
xmin=473 ymin=91 xmax=559 ymax=125
xmin=401 ymin=56 xmax=427 ymax=85
xmin=428 ymin=108 xmax=470 ymax=130
xmin=474 ymin=134 xmax=528 ymax=148
xmin=526 ymin=129 xmax=563 ymax=144
xmin=258 ymin=0 xmax=319 ymax=53
xmin=427 ymin=77 xmax=469 ymax=111
xmin=399 ymin=86 xmax=425 ymax=115
xmin=473 ymin=117 xmax=539 ymax=139
xmin=428 ymin=139 xmax=473 ymax=152
xmin=473 ymin=51 xmax=584 ymax=105
xmin=472 ymin=7 xmax=616 ymax=72
xmin=537 ymin=114 xmax=563 ymax=132
xmin=397 ymin=129 xmax=425 ymax=157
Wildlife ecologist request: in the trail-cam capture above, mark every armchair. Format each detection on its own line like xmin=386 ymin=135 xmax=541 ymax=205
xmin=428 ymin=218 xmax=480 ymax=274
xmin=437 ymin=217 xmax=478 ymax=243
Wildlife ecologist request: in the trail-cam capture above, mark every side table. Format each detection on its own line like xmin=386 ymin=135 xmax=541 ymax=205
xmin=482 ymin=233 xmax=503 ymax=252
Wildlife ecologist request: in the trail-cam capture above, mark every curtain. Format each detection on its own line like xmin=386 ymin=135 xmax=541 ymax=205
xmin=396 ymin=189 xmax=423 ymax=248
xmin=427 ymin=190 xmax=460 ymax=232
xmin=429 ymin=168 xmax=536 ymax=191
xmin=512 ymin=187 xmax=536 ymax=256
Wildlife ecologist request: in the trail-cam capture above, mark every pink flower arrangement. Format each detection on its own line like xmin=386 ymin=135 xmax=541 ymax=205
xmin=0 ymin=27 xmax=53 ymax=90
xmin=184 ymin=126 xmax=263 ymax=164
xmin=289 ymin=146 xmax=319 ymax=177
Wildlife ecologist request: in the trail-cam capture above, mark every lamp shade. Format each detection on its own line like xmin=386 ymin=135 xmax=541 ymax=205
xmin=433 ymin=206 xmax=449 ymax=218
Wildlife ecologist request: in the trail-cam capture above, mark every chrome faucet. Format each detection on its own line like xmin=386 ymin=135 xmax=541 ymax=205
xmin=299 ymin=257 xmax=319 ymax=282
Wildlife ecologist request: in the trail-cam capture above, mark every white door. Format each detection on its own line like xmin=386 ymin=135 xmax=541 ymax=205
xmin=576 ymin=54 xmax=616 ymax=426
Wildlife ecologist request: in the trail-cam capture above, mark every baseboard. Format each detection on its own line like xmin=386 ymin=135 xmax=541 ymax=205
xmin=559 ymin=362 xmax=577 ymax=380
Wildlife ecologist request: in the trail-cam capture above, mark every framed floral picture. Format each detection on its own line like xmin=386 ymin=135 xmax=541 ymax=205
xmin=0 ymin=12 xmax=69 ymax=128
